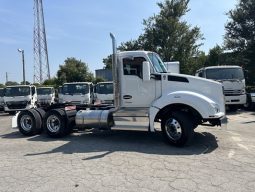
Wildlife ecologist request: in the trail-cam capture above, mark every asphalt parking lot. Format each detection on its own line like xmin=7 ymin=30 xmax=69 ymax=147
xmin=0 ymin=110 xmax=255 ymax=192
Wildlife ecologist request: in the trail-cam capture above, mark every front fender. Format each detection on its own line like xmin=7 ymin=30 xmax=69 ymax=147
xmin=149 ymin=91 xmax=221 ymax=132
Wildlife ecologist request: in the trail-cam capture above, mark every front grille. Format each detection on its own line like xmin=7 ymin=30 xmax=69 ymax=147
xmin=71 ymin=101 xmax=82 ymax=105
xmin=224 ymin=89 xmax=242 ymax=96
xmin=7 ymin=102 xmax=27 ymax=109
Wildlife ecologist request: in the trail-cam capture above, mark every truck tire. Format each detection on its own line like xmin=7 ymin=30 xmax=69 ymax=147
xmin=161 ymin=111 xmax=194 ymax=147
xmin=18 ymin=109 xmax=42 ymax=136
xmin=34 ymin=108 xmax=46 ymax=133
xmin=43 ymin=109 xmax=69 ymax=138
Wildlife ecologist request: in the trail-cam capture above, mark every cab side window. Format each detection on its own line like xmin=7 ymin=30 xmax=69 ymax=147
xmin=123 ymin=57 xmax=146 ymax=79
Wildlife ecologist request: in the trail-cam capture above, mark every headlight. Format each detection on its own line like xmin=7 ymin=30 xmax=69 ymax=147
xmin=211 ymin=103 xmax=220 ymax=113
xmin=241 ymin=89 xmax=246 ymax=94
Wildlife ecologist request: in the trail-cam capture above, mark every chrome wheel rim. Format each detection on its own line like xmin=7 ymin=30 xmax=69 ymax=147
xmin=165 ymin=118 xmax=182 ymax=141
xmin=47 ymin=115 xmax=61 ymax=133
xmin=20 ymin=115 xmax=33 ymax=131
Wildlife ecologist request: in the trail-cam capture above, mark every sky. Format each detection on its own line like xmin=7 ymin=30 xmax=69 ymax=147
xmin=0 ymin=0 xmax=238 ymax=84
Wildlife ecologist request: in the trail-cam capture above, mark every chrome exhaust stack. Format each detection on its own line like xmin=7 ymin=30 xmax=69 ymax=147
xmin=76 ymin=33 xmax=119 ymax=128
xmin=110 ymin=33 xmax=120 ymax=110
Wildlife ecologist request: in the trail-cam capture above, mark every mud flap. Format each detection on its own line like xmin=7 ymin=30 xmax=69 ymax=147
xmin=12 ymin=112 xmax=20 ymax=128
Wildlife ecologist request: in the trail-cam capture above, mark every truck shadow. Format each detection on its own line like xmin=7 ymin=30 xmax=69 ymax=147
xmin=2 ymin=129 xmax=218 ymax=159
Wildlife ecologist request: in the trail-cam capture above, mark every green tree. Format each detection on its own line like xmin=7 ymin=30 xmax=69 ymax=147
xmin=108 ymin=0 xmax=203 ymax=74
xmin=0 ymin=83 xmax=5 ymax=88
xmin=224 ymin=0 xmax=255 ymax=85
xmin=42 ymin=78 xmax=59 ymax=88
xmin=103 ymin=55 xmax=112 ymax=69
xmin=93 ymin=77 xmax=105 ymax=84
xmin=5 ymin=81 xmax=19 ymax=86
xmin=207 ymin=45 xmax=223 ymax=66
xmin=57 ymin=57 xmax=94 ymax=84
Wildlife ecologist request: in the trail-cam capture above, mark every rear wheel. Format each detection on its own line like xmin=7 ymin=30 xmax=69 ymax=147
xmin=161 ymin=111 xmax=194 ymax=147
xmin=18 ymin=109 xmax=42 ymax=136
xmin=44 ymin=109 xmax=70 ymax=137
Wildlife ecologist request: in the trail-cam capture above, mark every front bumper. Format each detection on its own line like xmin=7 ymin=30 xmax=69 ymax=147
xmin=225 ymin=94 xmax=246 ymax=105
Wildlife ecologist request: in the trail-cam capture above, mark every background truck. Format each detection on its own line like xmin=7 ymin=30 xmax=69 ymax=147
xmin=94 ymin=81 xmax=114 ymax=105
xmin=14 ymin=33 xmax=226 ymax=146
xmin=4 ymin=85 xmax=37 ymax=115
xmin=37 ymin=87 xmax=55 ymax=108
xmin=61 ymin=82 xmax=94 ymax=107
xmin=0 ymin=88 xmax=4 ymax=111
xmin=195 ymin=66 xmax=246 ymax=111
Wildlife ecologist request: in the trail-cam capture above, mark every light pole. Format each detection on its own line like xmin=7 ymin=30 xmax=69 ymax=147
xmin=18 ymin=49 xmax=26 ymax=85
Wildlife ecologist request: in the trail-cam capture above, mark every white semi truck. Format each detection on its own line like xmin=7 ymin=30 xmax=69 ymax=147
xmin=4 ymin=85 xmax=37 ymax=115
xmin=94 ymin=81 xmax=114 ymax=105
xmin=195 ymin=66 xmax=246 ymax=111
xmin=61 ymin=82 xmax=94 ymax=106
xmin=37 ymin=87 xmax=56 ymax=108
xmin=13 ymin=34 xmax=226 ymax=146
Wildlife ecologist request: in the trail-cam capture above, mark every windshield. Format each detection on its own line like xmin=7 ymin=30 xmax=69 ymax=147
xmin=206 ymin=68 xmax=244 ymax=80
xmin=0 ymin=89 xmax=4 ymax=97
xmin=96 ymin=83 xmax=113 ymax=94
xmin=62 ymin=84 xmax=89 ymax=95
xmin=5 ymin=87 xmax=30 ymax=97
xmin=147 ymin=53 xmax=167 ymax=73
xmin=37 ymin=88 xmax=52 ymax=95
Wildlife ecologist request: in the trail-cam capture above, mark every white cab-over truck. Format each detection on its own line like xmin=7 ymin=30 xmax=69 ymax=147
xmin=37 ymin=87 xmax=55 ymax=108
xmin=94 ymin=81 xmax=114 ymax=105
xmin=196 ymin=66 xmax=246 ymax=111
xmin=61 ymin=82 xmax=94 ymax=106
xmin=4 ymin=85 xmax=37 ymax=115
xmin=13 ymin=34 xmax=226 ymax=146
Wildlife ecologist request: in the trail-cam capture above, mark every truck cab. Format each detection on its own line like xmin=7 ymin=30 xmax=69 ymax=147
xmin=0 ymin=88 xmax=4 ymax=111
xmin=37 ymin=87 xmax=55 ymax=107
xmin=94 ymin=82 xmax=113 ymax=105
xmin=4 ymin=85 xmax=37 ymax=115
xmin=195 ymin=66 xmax=246 ymax=110
xmin=61 ymin=82 xmax=93 ymax=106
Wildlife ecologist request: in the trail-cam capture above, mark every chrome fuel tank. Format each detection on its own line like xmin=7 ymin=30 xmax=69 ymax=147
xmin=75 ymin=110 xmax=114 ymax=129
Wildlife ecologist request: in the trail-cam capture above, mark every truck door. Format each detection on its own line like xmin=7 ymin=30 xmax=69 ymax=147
xmin=121 ymin=57 xmax=156 ymax=107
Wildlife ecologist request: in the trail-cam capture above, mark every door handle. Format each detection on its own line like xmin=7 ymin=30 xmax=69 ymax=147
xmin=123 ymin=95 xmax=132 ymax=99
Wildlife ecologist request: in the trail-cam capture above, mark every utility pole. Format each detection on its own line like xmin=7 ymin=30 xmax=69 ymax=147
xmin=18 ymin=49 xmax=26 ymax=85
xmin=5 ymin=72 xmax=8 ymax=84
xmin=34 ymin=0 xmax=50 ymax=84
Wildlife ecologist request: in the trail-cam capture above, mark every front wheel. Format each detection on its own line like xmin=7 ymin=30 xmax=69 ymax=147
xmin=161 ymin=111 xmax=194 ymax=147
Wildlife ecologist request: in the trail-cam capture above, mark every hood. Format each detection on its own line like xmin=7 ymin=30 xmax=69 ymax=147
xmin=62 ymin=94 xmax=90 ymax=104
xmin=219 ymin=79 xmax=245 ymax=91
xmin=161 ymin=73 xmax=225 ymax=113
xmin=95 ymin=93 xmax=114 ymax=101
xmin=38 ymin=95 xmax=53 ymax=100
